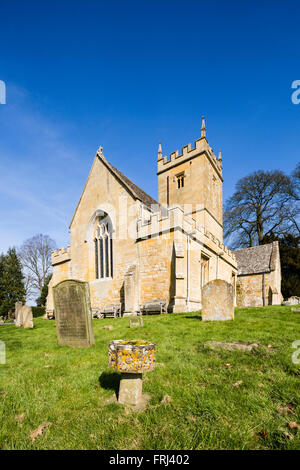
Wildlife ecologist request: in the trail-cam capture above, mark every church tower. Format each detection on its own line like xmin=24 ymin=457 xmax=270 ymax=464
xmin=157 ymin=117 xmax=224 ymax=241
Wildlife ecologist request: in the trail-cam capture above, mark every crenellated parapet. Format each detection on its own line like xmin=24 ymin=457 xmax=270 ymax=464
xmin=52 ymin=246 xmax=71 ymax=266
xmin=136 ymin=205 xmax=236 ymax=266
xmin=157 ymin=119 xmax=223 ymax=179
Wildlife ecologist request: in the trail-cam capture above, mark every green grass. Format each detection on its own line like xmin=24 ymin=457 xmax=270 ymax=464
xmin=0 ymin=306 xmax=299 ymax=450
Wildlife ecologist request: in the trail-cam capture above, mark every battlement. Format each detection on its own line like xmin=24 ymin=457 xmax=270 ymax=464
xmin=52 ymin=246 xmax=71 ymax=265
xmin=157 ymin=125 xmax=222 ymax=178
xmin=136 ymin=206 xmax=236 ymax=265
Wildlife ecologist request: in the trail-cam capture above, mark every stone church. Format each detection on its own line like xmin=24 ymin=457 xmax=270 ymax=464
xmin=46 ymin=118 xmax=281 ymax=315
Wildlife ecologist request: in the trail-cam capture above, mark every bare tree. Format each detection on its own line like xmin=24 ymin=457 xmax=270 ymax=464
xmin=224 ymin=170 xmax=294 ymax=249
xmin=23 ymin=273 xmax=35 ymax=301
xmin=292 ymin=162 xmax=300 ymax=200
xmin=18 ymin=234 xmax=56 ymax=299
xmin=284 ymin=162 xmax=300 ymax=235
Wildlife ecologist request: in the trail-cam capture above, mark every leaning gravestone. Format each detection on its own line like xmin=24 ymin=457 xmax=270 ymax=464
xmin=53 ymin=280 xmax=94 ymax=347
xmin=202 ymin=279 xmax=234 ymax=321
xmin=15 ymin=301 xmax=23 ymax=328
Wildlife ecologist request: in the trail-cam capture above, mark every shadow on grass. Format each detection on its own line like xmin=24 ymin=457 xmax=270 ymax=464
xmin=99 ymin=371 xmax=120 ymax=395
xmin=184 ymin=315 xmax=202 ymax=320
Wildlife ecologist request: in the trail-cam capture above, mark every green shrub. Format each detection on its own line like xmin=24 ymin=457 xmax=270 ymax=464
xmin=32 ymin=306 xmax=45 ymax=317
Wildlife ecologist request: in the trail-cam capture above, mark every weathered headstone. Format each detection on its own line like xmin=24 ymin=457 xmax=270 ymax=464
xmin=0 ymin=340 xmax=5 ymax=364
xmin=22 ymin=306 xmax=34 ymax=329
xmin=15 ymin=301 xmax=23 ymax=327
xmin=129 ymin=317 xmax=143 ymax=328
xmin=53 ymin=280 xmax=94 ymax=347
xmin=202 ymin=279 xmax=234 ymax=321
xmin=7 ymin=310 xmax=14 ymax=321
xmin=123 ymin=265 xmax=139 ymax=316
xmin=282 ymin=296 xmax=300 ymax=306
xmin=15 ymin=303 xmax=34 ymax=328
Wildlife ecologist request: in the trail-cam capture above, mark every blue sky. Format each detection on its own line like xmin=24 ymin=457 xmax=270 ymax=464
xmin=0 ymin=0 xmax=299 ymax=252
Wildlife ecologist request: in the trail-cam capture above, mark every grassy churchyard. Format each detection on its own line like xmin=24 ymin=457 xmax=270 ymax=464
xmin=0 ymin=306 xmax=299 ymax=450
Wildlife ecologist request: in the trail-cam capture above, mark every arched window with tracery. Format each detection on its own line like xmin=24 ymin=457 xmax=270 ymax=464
xmin=94 ymin=214 xmax=113 ymax=279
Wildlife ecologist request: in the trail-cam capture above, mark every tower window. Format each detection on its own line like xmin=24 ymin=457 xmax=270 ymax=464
xmin=176 ymin=173 xmax=184 ymax=189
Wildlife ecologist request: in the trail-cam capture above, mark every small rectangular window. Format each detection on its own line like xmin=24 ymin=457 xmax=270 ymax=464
xmin=176 ymin=173 xmax=184 ymax=189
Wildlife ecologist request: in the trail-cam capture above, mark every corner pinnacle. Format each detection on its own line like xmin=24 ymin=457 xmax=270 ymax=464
xmin=201 ymin=116 xmax=206 ymax=138
xmin=158 ymin=142 xmax=163 ymax=160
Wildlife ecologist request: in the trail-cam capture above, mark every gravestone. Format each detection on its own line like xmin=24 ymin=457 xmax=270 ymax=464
xmin=205 ymin=341 xmax=259 ymax=351
xmin=53 ymin=280 xmax=94 ymax=347
xmin=129 ymin=317 xmax=144 ymax=328
xmin=22 ymin=306 xmax=34 ymax=328
xmin=7 ymin=310 xmax=14 ymax=321
xmin=282 ymin=296 xmax=300 ymax=306
xmin=15 ymin=303 xmax=34 ymax=328
xmin=202 ymin=279 xmax=234 ymax=321
xmin=123 ymin=265 xmax=139 ymax=316
xmin=15 ymin=301 xmax=23 ymax=328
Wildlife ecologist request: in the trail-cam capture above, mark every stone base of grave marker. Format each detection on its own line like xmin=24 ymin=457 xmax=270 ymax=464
xmin=118 ymin=373 xmax=143 ymax=406
xmin=108 ymin=340 xmax=156 ymax=409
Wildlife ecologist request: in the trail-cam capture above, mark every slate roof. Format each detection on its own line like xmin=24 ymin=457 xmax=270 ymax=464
xmin=234 ymin=242 xmax=279 ymax=276
xmin=100 ymin=154 xmax=158 ymax=209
